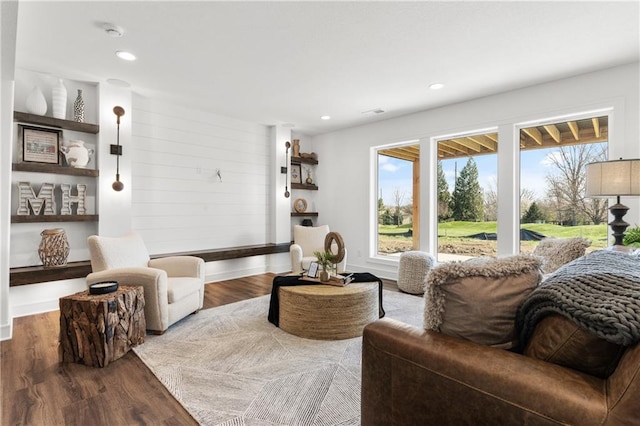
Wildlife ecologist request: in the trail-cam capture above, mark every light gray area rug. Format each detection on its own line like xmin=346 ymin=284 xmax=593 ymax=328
xmin=133 ymin=290 xmax=424 ymax=426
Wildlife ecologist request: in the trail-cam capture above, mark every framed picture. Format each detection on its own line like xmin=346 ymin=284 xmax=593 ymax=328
xmin=21 ymin=125 xmax=61 ymax=164
xmin=307 ymin=262 xmax=319 ymax=278
xmin=291 ymin=164 xmax=302 ymax=184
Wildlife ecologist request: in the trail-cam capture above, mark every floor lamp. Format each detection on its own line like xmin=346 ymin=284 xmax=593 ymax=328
xmin=585 ymin=158 xmax=640 ymax=247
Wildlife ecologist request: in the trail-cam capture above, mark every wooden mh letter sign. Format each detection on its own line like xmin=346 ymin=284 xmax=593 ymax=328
xmin=17 ymin=181 xmax=88 ymax=216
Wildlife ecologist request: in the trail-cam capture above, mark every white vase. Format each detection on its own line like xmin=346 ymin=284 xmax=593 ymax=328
xmin=25 ymin=86 xmax=47 ymax=116
xmin=61 ymin=140 xmax=94 ymax=168
xmin=52 ymin=79 xmax=67 ymax=120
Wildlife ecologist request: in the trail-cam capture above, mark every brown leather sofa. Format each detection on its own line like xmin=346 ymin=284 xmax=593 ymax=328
xmin=361 ymin=317 xmax=640 ymax=425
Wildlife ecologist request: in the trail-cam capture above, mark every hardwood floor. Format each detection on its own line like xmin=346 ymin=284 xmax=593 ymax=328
xmin=1 ymin=273 xmax=399 ymax=425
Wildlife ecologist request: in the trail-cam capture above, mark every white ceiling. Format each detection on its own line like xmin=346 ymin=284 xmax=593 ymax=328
xmin=14 ymin=1 xmax=640 ymax=135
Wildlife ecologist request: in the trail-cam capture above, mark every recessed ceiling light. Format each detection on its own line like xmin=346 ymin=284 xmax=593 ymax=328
xmin=429 ymin=83 xmax=444 ymax=90
xmin=115 ymin=51 xmax=136 ymax=61
xmin=320 ymin=115 xmax=331 ymax=120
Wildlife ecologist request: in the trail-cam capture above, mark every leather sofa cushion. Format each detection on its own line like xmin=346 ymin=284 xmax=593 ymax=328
xmin=524 ymin=314 xmax=625 ymax=378
xmin=424 ymin=255 xmax=542 ymax=349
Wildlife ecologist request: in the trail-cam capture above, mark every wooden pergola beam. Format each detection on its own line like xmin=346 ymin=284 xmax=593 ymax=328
xmin=567 ymin=121 xmax=580 ymax=140
xmin=592 ymin=117 xmax=601 ymax=137
xmin=522 ymin=127 xmax=543 ymax=145
xmin=543 ymin=124 xmax=561 ymax=143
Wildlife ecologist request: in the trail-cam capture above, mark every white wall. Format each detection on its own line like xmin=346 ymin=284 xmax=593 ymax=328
xmin=130 ymin=95 xmax=290 ymax=281
xmin=312 ymin=63 xmax=640 ymax=280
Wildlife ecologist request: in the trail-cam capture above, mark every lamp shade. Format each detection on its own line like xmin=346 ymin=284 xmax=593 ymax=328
xmin=585 ymin=158 xmax=640 ymax=197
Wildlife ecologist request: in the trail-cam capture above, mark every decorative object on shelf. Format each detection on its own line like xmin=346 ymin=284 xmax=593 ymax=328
xmin=291 ymin=164 xmax=302 ymax=184
xmin=89 ymin=281 xmax=119 ymax=295
xmin=300 ymin=152 xmax=318 ymax=161
xmin=51 ymin=79 xmax=67 ymax=119
xmin=73 ymin=89 xmax=85 ymax=122
xmin=301 ymin=218 xmax=313 ymax=226
xmin=20 ymin=125 xmax=61 ymax=164
xmin=305 ymin=167 xmax=313 ymax=184
xmin=292 ymin=139 xmax=300 ymax=157
xmin=17 ymin=182 xmax=56 ymax=215
xmin=586 ymin=157 xmax=640 ymax=246
xmin=61 ymin=140 xmax=94 ymax=168
xmin=111 ymin=106 xmax=125 ymax=191
xmin=60 ymin=183 xmax=87 ymax=215
xmin=283 ymin=141 xmax=290 ymax=198
xmin=25 ymin=85 xmax=47 ymax=116
xmin=293 ymin=198 xmax=307 ymax=213
xmin=38 ymin=228 xmax=70 ymax=267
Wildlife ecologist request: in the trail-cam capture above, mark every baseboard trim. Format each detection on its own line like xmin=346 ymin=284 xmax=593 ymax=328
xmin=0 ymin=322 xmax=12 ymax=341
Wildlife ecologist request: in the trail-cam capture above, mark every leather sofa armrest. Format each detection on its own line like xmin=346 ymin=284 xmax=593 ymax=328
xmin=149 ymin=256 xmax=204 ymax=279
xmin=86 ymin=267 xmax=169 ymax=332
xmin=362 ymin=318 xmax=607 ymax=426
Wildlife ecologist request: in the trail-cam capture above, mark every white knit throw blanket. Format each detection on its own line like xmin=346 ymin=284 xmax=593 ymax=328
xmin=517 ymin=250 xmax=640 ymax=347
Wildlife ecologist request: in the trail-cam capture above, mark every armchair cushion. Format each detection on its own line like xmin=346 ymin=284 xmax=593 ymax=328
xmin=524 ymin=314 xmax=625 ymax=378
xmin=293 ymin=225 xmax=329 ymax=257
xmin=88 ymin=233 xmax=150 ymax=271
xmin=424 ymin=255 xmax=542 ymax=349
xmin=167 ymin=277 xmax=204 ymax=304
xmin=532 ymin=237 xmax=591 ymax=274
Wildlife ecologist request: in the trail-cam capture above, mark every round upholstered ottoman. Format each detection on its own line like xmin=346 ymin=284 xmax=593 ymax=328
xmin=398 ymin=251 xmax=435 ymax=294
xmin=279 ymin=283 xmax=379 ymax=340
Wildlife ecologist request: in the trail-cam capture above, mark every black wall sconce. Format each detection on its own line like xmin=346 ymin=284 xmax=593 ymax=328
xmin=283 ymin=141 xmax=290 ymax=198
xmin=111 ymin=106 xmax=125 ymax=191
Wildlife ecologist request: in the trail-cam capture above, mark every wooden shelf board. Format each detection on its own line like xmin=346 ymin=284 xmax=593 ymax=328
xmin=14 ymin=111 xmax=99 ymax=134
xmin=13 ymin=162 xmax=99 ymax=177
xmin=291 ymin=156 xmax=318 ymax=165
xmin=10 ymin=243 xmax=291 ymax=286
xmin=291 ymin=183 xmax=318 ymax=190
xmin=291 ymin=212 xmax=319 ymax=217
xmin=11 ymin=214 xmax=99 ymax=223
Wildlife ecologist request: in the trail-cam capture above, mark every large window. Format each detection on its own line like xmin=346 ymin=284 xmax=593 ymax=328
xmin=436 ymin=132 xmax=498 ymax=262
xmin=519 ymin=115 xmax=609 ymax=252
xmin=376 ymin=144 xmax=419 ymax=257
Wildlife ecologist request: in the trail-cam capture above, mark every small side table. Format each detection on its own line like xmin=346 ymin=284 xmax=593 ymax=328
xmin=59 ymin=285 xmax=146 ymax=367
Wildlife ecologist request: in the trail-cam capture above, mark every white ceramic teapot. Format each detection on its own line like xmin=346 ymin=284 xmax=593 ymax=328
xmin=61 ymin=140 xmax=94 ymax=168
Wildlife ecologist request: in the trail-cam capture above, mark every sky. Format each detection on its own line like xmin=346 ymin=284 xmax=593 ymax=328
xmin=378 ymin=147 xmax=571 ymax=206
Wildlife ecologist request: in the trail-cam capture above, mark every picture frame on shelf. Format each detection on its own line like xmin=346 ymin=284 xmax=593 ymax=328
xmin=20 ymin=125 xmax=61 ymax=165
xmin=291 ymin=164 xmax=302 ymax=184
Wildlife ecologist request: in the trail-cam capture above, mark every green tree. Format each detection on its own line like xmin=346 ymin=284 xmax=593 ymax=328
xmin=437 ymin=161 xmax=451 ymax=220
xmin=522 ymin=201 xmax=546 ymax=223
xmin=381 ymin=208 xmax=394 ymax=225
xmin=451 ymin=157 xmax=484 ymax=221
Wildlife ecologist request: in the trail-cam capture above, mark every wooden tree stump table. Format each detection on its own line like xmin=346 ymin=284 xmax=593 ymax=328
xmin=59 ymin=285 xmax=146 ymax=367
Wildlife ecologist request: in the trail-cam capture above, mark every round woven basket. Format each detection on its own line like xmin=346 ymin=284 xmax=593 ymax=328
xmin=279 ymin=283 xmax=378 ymax=340
xmin=38 ymin=228 xmax=70 ymax=267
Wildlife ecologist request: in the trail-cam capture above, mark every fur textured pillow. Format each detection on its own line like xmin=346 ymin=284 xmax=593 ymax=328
xmin=424 ymin=255 xmax=542 ymax=349
xmin=532 ymin=237 xmax=591 ymax=274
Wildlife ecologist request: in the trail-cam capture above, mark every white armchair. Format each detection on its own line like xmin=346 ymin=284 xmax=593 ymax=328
xmin=290 ymin=225 xmax=347 ymax=274
xmin=86 ymin=232 xmax=205 ymax=334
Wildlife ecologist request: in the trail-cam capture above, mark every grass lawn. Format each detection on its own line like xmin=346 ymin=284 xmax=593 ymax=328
xmin=379 ymin=221 xmax=609 ymax=251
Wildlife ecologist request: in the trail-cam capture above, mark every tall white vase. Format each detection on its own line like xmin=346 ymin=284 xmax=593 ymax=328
xmin=25 ymin=86 xmax=47 ymax=116
xmin=52 ymin=79 xmax=67 ymax=120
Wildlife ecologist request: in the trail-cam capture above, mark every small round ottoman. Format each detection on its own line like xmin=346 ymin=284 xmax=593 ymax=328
xmin=398 ymin=251 xmax=435 ymax=294
xmin=279 ymin=283 xmax=379 ymax=340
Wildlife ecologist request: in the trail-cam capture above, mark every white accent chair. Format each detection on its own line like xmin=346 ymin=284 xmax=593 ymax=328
xmin=86 ymin=232 xmax=205 ymax=334
xmin=290 ymin=225 xmax=347 ymax=274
